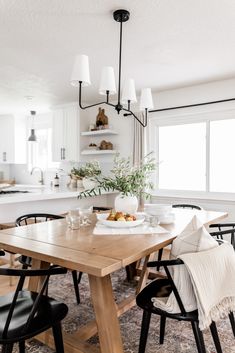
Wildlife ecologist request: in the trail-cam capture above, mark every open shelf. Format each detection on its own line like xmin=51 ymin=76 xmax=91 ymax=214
xmin=81 ymin=149 xmax=117 ymax=155
xmin=81 ymin=129 xmax=118 ymax=136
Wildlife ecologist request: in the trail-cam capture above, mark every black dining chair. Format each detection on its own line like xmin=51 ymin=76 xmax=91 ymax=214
xmin=136 ymin=258 xmax=223 ymax=353
xmin=15 ymin=213 xmax=82 ymax=305
xmin=209 ymin=225 xmax=235 ymax=337
xmin=172 ymin=204 xmax=202 ymax=210
xmin=209 ymin=223 xmax=235 ymax=249
xmin=0 ymin=251 xmax=68 ymax=353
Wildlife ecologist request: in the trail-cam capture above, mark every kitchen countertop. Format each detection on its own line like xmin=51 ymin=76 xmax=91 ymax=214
xmin=0 ymin=184 xmax=116 ymax=204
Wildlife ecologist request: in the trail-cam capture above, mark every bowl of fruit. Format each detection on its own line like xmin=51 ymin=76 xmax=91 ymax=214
xmin=96 ymin=211 xmax=145 ymax=228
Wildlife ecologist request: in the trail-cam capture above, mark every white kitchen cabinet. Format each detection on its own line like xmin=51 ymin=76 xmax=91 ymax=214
xmin=52 ymin=105 xmax=79 ymax=162
xmin=0 ymin=115 xmax=26 ymax=164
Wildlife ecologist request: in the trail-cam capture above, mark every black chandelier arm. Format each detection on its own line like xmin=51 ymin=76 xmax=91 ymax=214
xmin=117 ymin=17 xmax=123 ymax=105
xmin=78 ymin=82 xmax=108 ymax=110
xmin=122 ymin=107 xmax=148 ymax=127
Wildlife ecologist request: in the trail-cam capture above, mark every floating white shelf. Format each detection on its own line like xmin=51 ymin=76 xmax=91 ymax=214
xmin=81 ymin=129 xmax=118 ymax=136
xmin=81 ymin=149 xmax=117 ymax=155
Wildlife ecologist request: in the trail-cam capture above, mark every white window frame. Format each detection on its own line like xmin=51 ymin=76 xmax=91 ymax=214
xmin=148 ymin=102 xmax=235 ymax=202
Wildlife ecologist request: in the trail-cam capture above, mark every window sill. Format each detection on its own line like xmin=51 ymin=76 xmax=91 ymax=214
xmin=151 ymin=190 xmax=235 ymax=204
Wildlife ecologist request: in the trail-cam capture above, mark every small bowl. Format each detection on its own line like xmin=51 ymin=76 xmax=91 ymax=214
xmin=144 ymin=203 xmax=172 ymax=216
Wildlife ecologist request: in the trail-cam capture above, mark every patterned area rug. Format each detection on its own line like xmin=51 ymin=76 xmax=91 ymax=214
xmin=12 ymin=269 xmax=235 ymax=353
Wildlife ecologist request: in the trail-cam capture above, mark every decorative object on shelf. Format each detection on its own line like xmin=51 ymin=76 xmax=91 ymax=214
xmin=28 ymin=110 xmax=37 ymax=142
xmin=70 ymin=9 xmax=153 ymax=128
xmin=88 ymin=143 xmax=98 ymax=150
xmin=79 ymin=153 xmax=156 ymax=212
xmin=99 ymin=140 xmax=113 ymax=150
xmin=96 ymin=108 xmax=109 ymax=129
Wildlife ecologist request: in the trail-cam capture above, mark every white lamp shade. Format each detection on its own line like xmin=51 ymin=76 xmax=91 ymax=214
xmin=121 ymin=79 xmax=137 ymax=103
xmin=99 ymin=66 xmax=116 ymax=95
xmin=70 ymin=55 xmax=91 ymax=87
xmin=140 ymin=88 xmax=153 ymax=110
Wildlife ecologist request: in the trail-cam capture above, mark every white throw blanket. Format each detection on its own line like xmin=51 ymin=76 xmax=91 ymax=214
xmin=179 ymin=243 xmax=235 ymax=330
xmin=152 ymin=215 xmax=218 ymax=314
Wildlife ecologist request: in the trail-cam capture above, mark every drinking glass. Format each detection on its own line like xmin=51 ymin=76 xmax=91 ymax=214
xmin=149 ymin=215 xmax=160 ymax=227
xmin=78 ymin=206 xmax=93 ymax=226
xmin=66 ymin=209 xmax=81 ymax=229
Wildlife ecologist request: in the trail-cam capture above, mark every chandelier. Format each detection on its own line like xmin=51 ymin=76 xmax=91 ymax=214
xmin=70 ymin=9 xmax=153 ymax=128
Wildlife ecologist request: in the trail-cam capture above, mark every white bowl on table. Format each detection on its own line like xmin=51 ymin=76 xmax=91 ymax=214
xmin=144 ymin=204 xmax=172 ymax=216
xmin=96 ymin=213 xmax=145 ymax=228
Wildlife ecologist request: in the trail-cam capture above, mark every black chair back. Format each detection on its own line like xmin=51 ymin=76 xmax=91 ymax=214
xmin=0 ymin=265 xmax=67 ymax=339
xmin=172 ymin=204 xmax=202 ymax=210
xmin=209 ymin=223 xmax=235 ymax=249
xmin=15 ymin=213 xmax=63 ymax=227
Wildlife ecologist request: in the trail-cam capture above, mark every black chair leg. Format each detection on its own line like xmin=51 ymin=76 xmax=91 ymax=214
xmin=19 ymin=340 xmax=25 ymax=353
xmin=71 ymin=270 xmax=80 ymax=304
xmin=191 ymin=321 xmax=206 ymax=353
xmin=138 ymin=310 xmax=152 ymax=353
xmin=156 ymin=249 xmax=163 ymax=271
xmin=210 ymin=321 xmax=222 ymax=353
xmin=159 ymin=315 xmax=166 ymax=344
xmin=77 ymin=271 xmax=83 ymax=284
xmin=52 ymin=322 xmax=65 ymax=353
xmin=2 ymin=344 xmax=14 ymax=353
xmin=229 ymin=312 xmax=235 ymax=337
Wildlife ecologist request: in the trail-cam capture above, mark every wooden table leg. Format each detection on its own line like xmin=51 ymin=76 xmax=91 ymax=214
xmin=28 ymin=258 xmax=50 ymax=292
xmin=88 ymin=274 xmax=124 ymax=353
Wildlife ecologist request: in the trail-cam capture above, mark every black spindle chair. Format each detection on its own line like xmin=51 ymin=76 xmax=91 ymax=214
xmin=15 ymin=213 xmax=82 ymax=305
xmin=136 ymin=258 xmax=223 ymax=353
xmin=209 ymin=225 xmax=235 ymax=337
xmin=0 ymin=251 xmax=68 ymax=353
xmin=209 ymin=223 xmax=235 ymax=249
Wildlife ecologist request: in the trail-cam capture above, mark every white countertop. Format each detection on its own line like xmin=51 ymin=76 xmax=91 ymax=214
xmin=0 ymin=185 xmax=116 ymax=204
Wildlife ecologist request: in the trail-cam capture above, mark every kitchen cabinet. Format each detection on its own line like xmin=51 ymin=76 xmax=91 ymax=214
xmin=0 ymin=115 xmax=26 ymax=164
xmin=52 ymin=105 xmax=79 ymax=162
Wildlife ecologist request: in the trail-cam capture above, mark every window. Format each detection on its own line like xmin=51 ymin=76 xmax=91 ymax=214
xmin=27 ymin=113 xmax=59 ymax=171
xmin=159 ymin=123 xmax=206 ymax=191
xmin=210 ymin=119 xmax=235 ymax=193
xmin=149 ymin=111 xmax=235 ymax=197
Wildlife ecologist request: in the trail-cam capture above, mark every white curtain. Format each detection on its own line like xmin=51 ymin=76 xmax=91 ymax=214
xmin=133 ymin=112 xmax=146 ymax=166
xmin=132 ymin=112 xmax=146 ymax=207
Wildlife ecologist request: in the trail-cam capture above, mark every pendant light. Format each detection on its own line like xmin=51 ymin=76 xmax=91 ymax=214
xmin=70 ymin=9 xmax=153 ymax=128
xmin=28 ymin=111 xmax=37 ymax=142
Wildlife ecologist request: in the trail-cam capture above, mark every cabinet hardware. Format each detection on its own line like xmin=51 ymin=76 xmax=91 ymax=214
xmin=3 ymin=152 xmax=6 ymax=162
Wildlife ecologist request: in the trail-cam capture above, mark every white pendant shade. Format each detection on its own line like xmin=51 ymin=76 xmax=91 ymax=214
xmin=121 ymin=79 xmax=137 ymax=103
xmin=99 ymin=66 xmax=116 ymax=95
xmin=140 ymin=88 xmax=153 ymax=110
xmin=70 ymin=55 xmax=91 ymax=87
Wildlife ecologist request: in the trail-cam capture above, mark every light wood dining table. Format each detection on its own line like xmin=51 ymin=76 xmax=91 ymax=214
xmin=0 ymin=208 xmax=227 ymax=353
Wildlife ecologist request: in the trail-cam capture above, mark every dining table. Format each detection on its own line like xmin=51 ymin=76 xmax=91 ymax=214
xmin=0 ymin=208 xmax=227 ymax=353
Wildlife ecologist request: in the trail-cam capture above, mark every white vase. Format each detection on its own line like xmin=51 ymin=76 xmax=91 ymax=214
xmin=114 ymin=193 xmax=138 ymax=214
xmin=82 ymin=177 xmax=97 ymax=190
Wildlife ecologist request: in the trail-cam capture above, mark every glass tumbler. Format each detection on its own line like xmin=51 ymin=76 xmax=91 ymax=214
xmin=66 ymin=209 xmax=81 ymax=229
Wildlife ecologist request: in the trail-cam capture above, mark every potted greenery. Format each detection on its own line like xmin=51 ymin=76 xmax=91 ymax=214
xmin=69 ymin=161 xmax=101 ymax=189
xmin=79 ymin=153 xmax=156 ymax=213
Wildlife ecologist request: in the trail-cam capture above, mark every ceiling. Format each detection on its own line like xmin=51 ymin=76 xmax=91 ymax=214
xmin=0 ymin=0 xmax=235 ymax=114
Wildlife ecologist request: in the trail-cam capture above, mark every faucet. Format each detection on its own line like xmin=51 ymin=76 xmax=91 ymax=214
xmin=30 ymin=167 xmax=44 ymax=185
